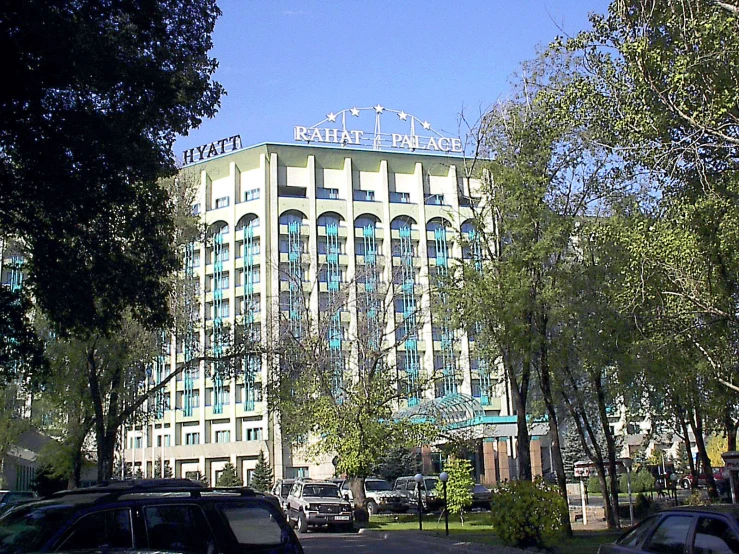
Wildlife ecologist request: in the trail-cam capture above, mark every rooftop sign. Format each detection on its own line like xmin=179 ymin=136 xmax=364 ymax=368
xmin=182 ymin=135 xmax=242 ymax=165
xmin=294 ymin=105 xmax=463 ymax=154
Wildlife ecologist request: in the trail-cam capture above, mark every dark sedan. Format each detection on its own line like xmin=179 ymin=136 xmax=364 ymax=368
xmin=470 ymin=484 xmax=492 ymax=510
xmin=598 ymin=505 xmax=739 ymax=553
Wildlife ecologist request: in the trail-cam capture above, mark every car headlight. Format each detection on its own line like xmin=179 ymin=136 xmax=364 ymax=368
xmin=342 ymin=504 xmax=352 ymax=511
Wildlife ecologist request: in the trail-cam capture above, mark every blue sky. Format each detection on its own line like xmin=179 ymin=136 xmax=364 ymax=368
xmin=175 ymin=1 xmax=612 ymax=160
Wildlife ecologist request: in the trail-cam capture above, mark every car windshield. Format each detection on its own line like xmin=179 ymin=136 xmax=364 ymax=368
xmin=472 ymin=484 xmax=488 ymax=493
xmin=365 ymin=481 xmax=392 ymax=492
xmin=302 ymin=485 xmax=341 ymax=498
xmin=0 ymin=503 xmax=75 ymax=554
xmin=425 ymin=479 xmax=438 ymax=490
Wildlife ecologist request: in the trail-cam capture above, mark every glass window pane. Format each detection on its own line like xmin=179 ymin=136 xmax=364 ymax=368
xmin=144 ymin=505 xmax=213 ymax=554
xmin=220 ymin=505 xmax=286 ymax=546
xmin=646 ymin=515 xmax=693 ymax=554
xmin=60 ymin=509 xmax=132 ymax=550
xmin=693 ymin=516 xmax=739 ymax=554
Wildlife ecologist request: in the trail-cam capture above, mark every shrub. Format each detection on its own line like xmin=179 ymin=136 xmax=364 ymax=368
xmin=619 ymin=469 xmax=655 ymax=494
xmin=489 ymin=478 xmax=568 ymax=549
xmin=435 ymin=458 xmax=474 ymax=523
xmin=587 ymin=475 xmax=601 ymax=494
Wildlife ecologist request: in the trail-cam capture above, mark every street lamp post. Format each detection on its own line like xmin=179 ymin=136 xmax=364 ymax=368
xmin=439 ymin=471 xmax=449 ymax=536
xmin=414 ymin=473 xmax=423 ymax=531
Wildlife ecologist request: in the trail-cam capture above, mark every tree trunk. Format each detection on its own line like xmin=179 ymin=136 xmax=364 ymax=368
xmin=677 ymin=405 xmax=696 ymax=482
xmin=536 ymin=312 xmax=572 ymax=536
xmin=724 ymin=407 xmax=737 ymax=452
xmin=690 ymin=408 xmax=718 ymax=498
xmin=348 ymin=477 xmax=369 ymax=522
xmin=97 ymin=430 xmax=118 ymax=483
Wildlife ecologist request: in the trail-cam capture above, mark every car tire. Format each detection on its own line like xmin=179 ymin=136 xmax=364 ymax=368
xmin=297 ymin=512 xmax=308 ymax=534
xmin=680 ymin=479 xmax=690 ymax=490
xmin=367 ymin=500 xmax=378 ymax=516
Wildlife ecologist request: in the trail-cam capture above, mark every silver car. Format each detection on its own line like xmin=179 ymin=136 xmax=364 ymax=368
xmin=285 ymin=480 xmax=354 ymax=533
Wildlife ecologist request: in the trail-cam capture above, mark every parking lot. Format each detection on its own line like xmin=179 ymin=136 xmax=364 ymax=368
xmin=299 ymin=529 xmax=526 ymax=554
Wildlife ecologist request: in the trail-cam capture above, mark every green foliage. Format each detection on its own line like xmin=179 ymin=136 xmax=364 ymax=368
xmin=250 ymin=451 xmax=273 ymax=493
xmin=436 ymin=458 xmax=474 ymax=523
xmin=490 ymin=479 xmax=568 ymax=549
xmin=587 ymin=475 xmax=602 ymax=494
xmin=216 ymin=463 xmax=242 ymax=487
xmin=1 ymin=0 xmax=224 ymax=337
xmin=619 ymin=469 xmax=655 ymax=494
xmin=153 ymin=458 xmax=173 ymax=479
xmin=372 ymin=448 xmax=420 ymax=484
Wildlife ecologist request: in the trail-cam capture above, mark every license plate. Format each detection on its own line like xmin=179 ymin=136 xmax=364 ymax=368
xmin=334 ymin=515 xmax=350 ymax=521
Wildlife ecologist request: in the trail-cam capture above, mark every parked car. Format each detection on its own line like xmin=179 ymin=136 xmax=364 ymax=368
xmin=285 ymin=479 xmax=354 ymax=533
xmin=598 ymin=505 xmax=739 ymax=553
xmin=340 ymin=478 xmax=408 ymax=514
xmin=0 ymin=491 xmax=37 ymax=516
xmin=271 ymin=478 xmax=296 ymax=514
xmin=470 ymin=483 xmax=492 ymax=510
xmin=679 ymin=468 xmax=728 ymax=492
xmin=0 ymin=478 xmax=303 ymax=554
xmin=393 ymin=475 xmax=443 ymax=512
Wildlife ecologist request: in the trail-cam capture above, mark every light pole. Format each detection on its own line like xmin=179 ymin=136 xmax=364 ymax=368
xmin=414 ymin=473 xmax=423 ymax=531
xmin=621 ymin=458 xmax=634 ymax=527
xmin=439 ymin=471 xmax=449 ymax=536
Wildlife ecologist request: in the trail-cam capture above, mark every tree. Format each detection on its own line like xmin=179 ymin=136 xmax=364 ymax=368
xmin=153 ymin=457 xmax=173 ymax=479
xmin=372 ymin=448 xmax=420 ymax=484
xmin=216 ymin=463 xmax=242 ymax=487
xmin=267 ymin=262 xmax=437 ymax=515
xmin=437 ymin=458 xmax=474 ymax=524
xmin=0 ymin=0 xmax=223 ymax=339
xmin=251 ymin=451 xmax=273 ymax=493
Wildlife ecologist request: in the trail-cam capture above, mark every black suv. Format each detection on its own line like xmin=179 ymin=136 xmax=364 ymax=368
xmin=0 ymin=479 xmax=303 ymax=554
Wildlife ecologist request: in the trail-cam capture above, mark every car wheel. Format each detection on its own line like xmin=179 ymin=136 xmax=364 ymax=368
xmin=680 ymin=479 xmax=690 ymax=490
xmin=367 ymin=500 xmax=378 ymax=516
xmin=297 ymin=512 xmax=308 ymax=534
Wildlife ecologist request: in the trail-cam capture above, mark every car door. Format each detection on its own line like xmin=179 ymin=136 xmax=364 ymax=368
xmin=286 ymin=483 xmax=302 ymax=521
xmin=55 ymin=508 xmax=135 ymax=551
xmin=643 ymin=513 xmax=694 ymax=554
xmin=142 ymin=503 xmax=216 ymax=554
xmin=692 ymin=515 xmax=739 ymax=554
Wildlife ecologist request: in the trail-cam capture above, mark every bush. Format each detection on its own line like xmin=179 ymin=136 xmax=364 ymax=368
xmin=619 ymin=470 xmax=655 ymax=494
xmin=587 ymin=475 xmax=601 ymax=494
xmin=489 ymin=479 xmax=568 ymax=549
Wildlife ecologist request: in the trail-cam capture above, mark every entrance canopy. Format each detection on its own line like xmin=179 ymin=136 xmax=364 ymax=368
xmin=394 ymin=393 xmax=486 ymax=427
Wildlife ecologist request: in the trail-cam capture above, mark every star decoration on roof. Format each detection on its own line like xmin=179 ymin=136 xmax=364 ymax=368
xmin=350 ymin=107 xmax=360 ymax=117
xmin=326 ymin=112 xmax=337 ymax=122
xmin=421 ymin=120 xmax=431 ymax=130
xmin=374 ymin=104 xmax=384 ymax=114
xmin=398 ymin=111 xmax=408 ymax=121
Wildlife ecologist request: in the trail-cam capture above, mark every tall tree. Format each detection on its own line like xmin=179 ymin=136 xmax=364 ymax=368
xmin=267 ymin=265 xmax=436 ymax=515
xmin=0 ymin=0 xmax=223 ymax=338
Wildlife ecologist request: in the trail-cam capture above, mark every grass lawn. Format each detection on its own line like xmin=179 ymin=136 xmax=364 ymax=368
xmin=367 ymin=512 xmax=620 ymax=553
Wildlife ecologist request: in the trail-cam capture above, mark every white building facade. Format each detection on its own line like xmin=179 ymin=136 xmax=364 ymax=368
xmin=120 ymin=141 xmax=528 ymax=485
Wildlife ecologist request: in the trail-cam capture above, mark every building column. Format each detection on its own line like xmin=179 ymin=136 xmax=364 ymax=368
xmin=531 ymin=438 xmax=543 ymax=478
xmin=498 ymin=440 xmax=510 ymax=481
xmin=483 ymin=439 xmax=497 ymax=486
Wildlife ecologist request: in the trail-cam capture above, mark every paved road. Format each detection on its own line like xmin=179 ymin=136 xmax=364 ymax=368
xmin=299 ymin=529 xmax=526 ymax=554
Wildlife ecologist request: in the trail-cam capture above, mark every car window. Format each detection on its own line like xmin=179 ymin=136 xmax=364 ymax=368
xmin=144 ymin=504 xmax=214 ymax=554
xmin=341 ymin=481 xmax=350 ymax=490
xmin=0 ymin=504 xmax=76 ymax=554
xmin=280 ymin=484 xmax=292 ymax=498
xmin=220 ymin=504 xmax=287 ymax=546
xmin=618 ymin=516 xmax=659 ymax=549
xmin=302 ymin=485 xmax=340 ymax=498
xmin=646 ymin=515 xmax=693 ymax=554
xmin=366 ymin=481 xmax=392 ymax=492
xmin=424 ymin=478 xmax=437 ymax=491
xmin=693 ymin=516 xmax=739 ymax=554
xmin=406 ymin=481 xmax=416 ymax=492
xmin=59 ymin=508 xmax=133 ymax=550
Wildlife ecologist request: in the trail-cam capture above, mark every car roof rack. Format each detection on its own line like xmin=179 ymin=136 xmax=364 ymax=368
xmin=49 ymin=480 xmax=269 ymax=504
